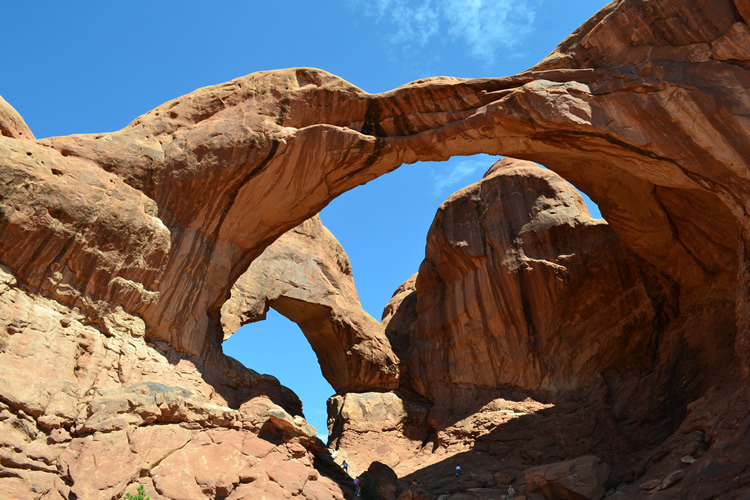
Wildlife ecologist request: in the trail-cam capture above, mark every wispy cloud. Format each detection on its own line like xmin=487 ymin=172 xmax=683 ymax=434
xmin=356 ymin=0 xmax=440 ymax=52
xmin=353 ymin=0 xmax=536 ymax=65
xmin=444 ymin=0 xmax=535 ymax=63
xmin=431 ymin=156 xmax=494 ymax=196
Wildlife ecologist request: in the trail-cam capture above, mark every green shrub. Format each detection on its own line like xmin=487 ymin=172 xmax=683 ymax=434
xmin=124 ymin=484 xmax=150 ymax=500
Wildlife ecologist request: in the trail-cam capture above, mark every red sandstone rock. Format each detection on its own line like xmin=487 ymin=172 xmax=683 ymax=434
xmin=523 ymin=455 xmax=610 ymax=500
xmin=398 ymin=484 xmax=435 ymax=500
xmin=222 ymin=215 xmax=399 ymax=393
xmin=327 ymin=391 xmax=430 ymax=474
xmin=0 ymin=263 xmax=319 ymax=498
xmin=0 ymin=96 xmax=33 ymax=139
xmin=337 ymin=160 xmax=713 ymax=496
xmin=1 ymin=0 xmax=750 ymax=497
xmin=407 ymin=161 xmax=658 ymax=402
xmin=361 ymin=461 xmax=399 ymax=499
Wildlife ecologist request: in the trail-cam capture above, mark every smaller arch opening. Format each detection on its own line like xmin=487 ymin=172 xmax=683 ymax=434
xmin=222 ymin=308 xmax=334 ymax=442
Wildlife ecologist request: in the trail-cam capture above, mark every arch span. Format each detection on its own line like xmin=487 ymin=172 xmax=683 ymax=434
xmin=2 ymin=0 xmax=749 ymax=496
xmin=221 ymin=215 xmax=399 ymax=394
xmin=21 ymin=0 xmax=746 ymax=364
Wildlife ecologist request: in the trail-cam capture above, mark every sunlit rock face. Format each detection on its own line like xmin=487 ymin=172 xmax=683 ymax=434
xmin=361 ymin=158 xmax=737 ymax=494
xmin=1 ymin=0 xmax=750 ymax=497
xmin=221 ymin=214 xmax=399 ymax=394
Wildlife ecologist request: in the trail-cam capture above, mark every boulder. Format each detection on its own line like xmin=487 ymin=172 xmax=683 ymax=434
xmin=457 ymin=472 xmax=489 ymax=491
xmin=327 ymin=391 xmax=431 ymax=474
xmin=398 ymin=482 xmax=436 ymax=500
xmin=524 ymin=456 xmax=610 ymax=500
xmin=361 ymin=461 xmax=399 ymax=500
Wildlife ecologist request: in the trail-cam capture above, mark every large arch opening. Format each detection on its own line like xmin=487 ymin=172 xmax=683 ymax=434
xmin=221 ymin=152 xmax=605 ymax=446
xmin=319 ymin=153 xmax=602 ymax=320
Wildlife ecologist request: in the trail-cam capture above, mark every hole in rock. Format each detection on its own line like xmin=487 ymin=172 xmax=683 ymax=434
xmin=224 ymin=153 xmax=603 ymax=447
xmin=320 ymin=154 xmax=601 ymax=318
xmin=578 ymin=190 xmax=602 ymax=219
xmin=223 ymin=309 xmax=334 ymax=442
xmin=321 ymin=154 xmax=503 ymax=316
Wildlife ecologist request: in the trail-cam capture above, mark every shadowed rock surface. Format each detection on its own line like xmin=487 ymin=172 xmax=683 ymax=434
xmin=330 ymin=157 xmax=739 ymax=498
xmin=1 ymin=0 xmax=750 ymax=497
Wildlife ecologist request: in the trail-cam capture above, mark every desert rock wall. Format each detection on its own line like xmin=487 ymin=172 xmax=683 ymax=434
xmin=1 ymin=0 xmax=749 ymax=497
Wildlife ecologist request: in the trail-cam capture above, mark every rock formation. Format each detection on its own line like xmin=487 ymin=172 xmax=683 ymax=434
xmin=0 ymin=262 xmax=347 ymax=499
xmin=405 ymin=158 xmax=666 ymax=402
xmin=524 ymin=455 xmax=611 ymax=500
xmin=1 ymin=0 xmax=749 ymax=498
xmin=221 ymin=214 xmax=399 ymax=393
xmin=329 ymin=157 xmax=737 ymax=497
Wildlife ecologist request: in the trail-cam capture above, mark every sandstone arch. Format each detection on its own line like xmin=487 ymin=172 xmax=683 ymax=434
xmin=220 ymin=214 xmax=399 ymax=394
xmin=6 ymin=0 xmax=744 ymax=369
xmin=1 ymin=0 xmax=750 ymax=497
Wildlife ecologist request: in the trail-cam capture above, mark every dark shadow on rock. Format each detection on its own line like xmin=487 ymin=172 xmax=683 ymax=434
xmin=256 ymin=420 xmax=287 ymax=447
xmin=361 ymin=461 xmax=398 ymax=500
xmin=312 ymin=452 xmax=359 ymax=499
xmin=394 ymin=372 xmax=707 ymax=498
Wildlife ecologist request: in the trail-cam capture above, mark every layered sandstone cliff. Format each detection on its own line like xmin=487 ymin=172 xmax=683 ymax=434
xmin=1 ymin=0 xmax=749 ymax=498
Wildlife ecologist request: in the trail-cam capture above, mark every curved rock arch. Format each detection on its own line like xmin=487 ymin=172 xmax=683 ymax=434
xmin=2 ymin=0 xmax=749 ymax=496
xmin=220 ymin=215 xmax=400 ymax=394
xmin=3 ymin=0 xmax=747 ymax=384
xmin=1 ymin=0 xmax=745 ymax=397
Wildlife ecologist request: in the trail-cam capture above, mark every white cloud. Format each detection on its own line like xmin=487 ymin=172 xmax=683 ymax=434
xmin=356 ymin=0 xmax=440 ymax=50
xmin=443 ymin=0 xmax=535 ymax=63
xmin=431 ymin=157 xmax=488 ymax=195
xmin=354 ymin=0 xmax=536 ymax=64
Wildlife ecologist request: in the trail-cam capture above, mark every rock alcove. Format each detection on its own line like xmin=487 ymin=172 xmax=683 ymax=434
xmin=1 ymin=0 xmax=749 ymax=498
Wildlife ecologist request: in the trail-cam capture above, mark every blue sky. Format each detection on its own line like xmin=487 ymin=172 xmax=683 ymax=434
xmin=4 ymin=1 xmax=607 ymax=440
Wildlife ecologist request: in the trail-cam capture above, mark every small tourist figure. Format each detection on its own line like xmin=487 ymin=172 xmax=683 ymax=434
xmin=508 ymin=484 xmax=516 ymax=498
xmin=342 ymin=460 xmax=348 ymax=473
xmin=456 ymin=465 xmax=461 ymax=476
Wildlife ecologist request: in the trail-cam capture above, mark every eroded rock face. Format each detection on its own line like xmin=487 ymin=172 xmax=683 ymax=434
xmin=409 ymin=159 xmax=662 ymax=400
xmin=3 ymin=0 xmax=748 ymax=367
xmin=221 ymin=215 xmax=399 ymax=393
xmin=524 ymin=455 xmax=611 ymax=500
xmin=326 ymin=391 xmax=431 ymax=474
xmin=332 ymin=158 xmax=735 ymax=496
xmin=408 ymin=158 xmax=732 ymax=436
xmin=0 ymin=264 xmax=336 ymax=499
xmin=1 ymin=0 xmax=750 ymax=497
xmin=0 ymin=96 xmax=33 ymax=140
